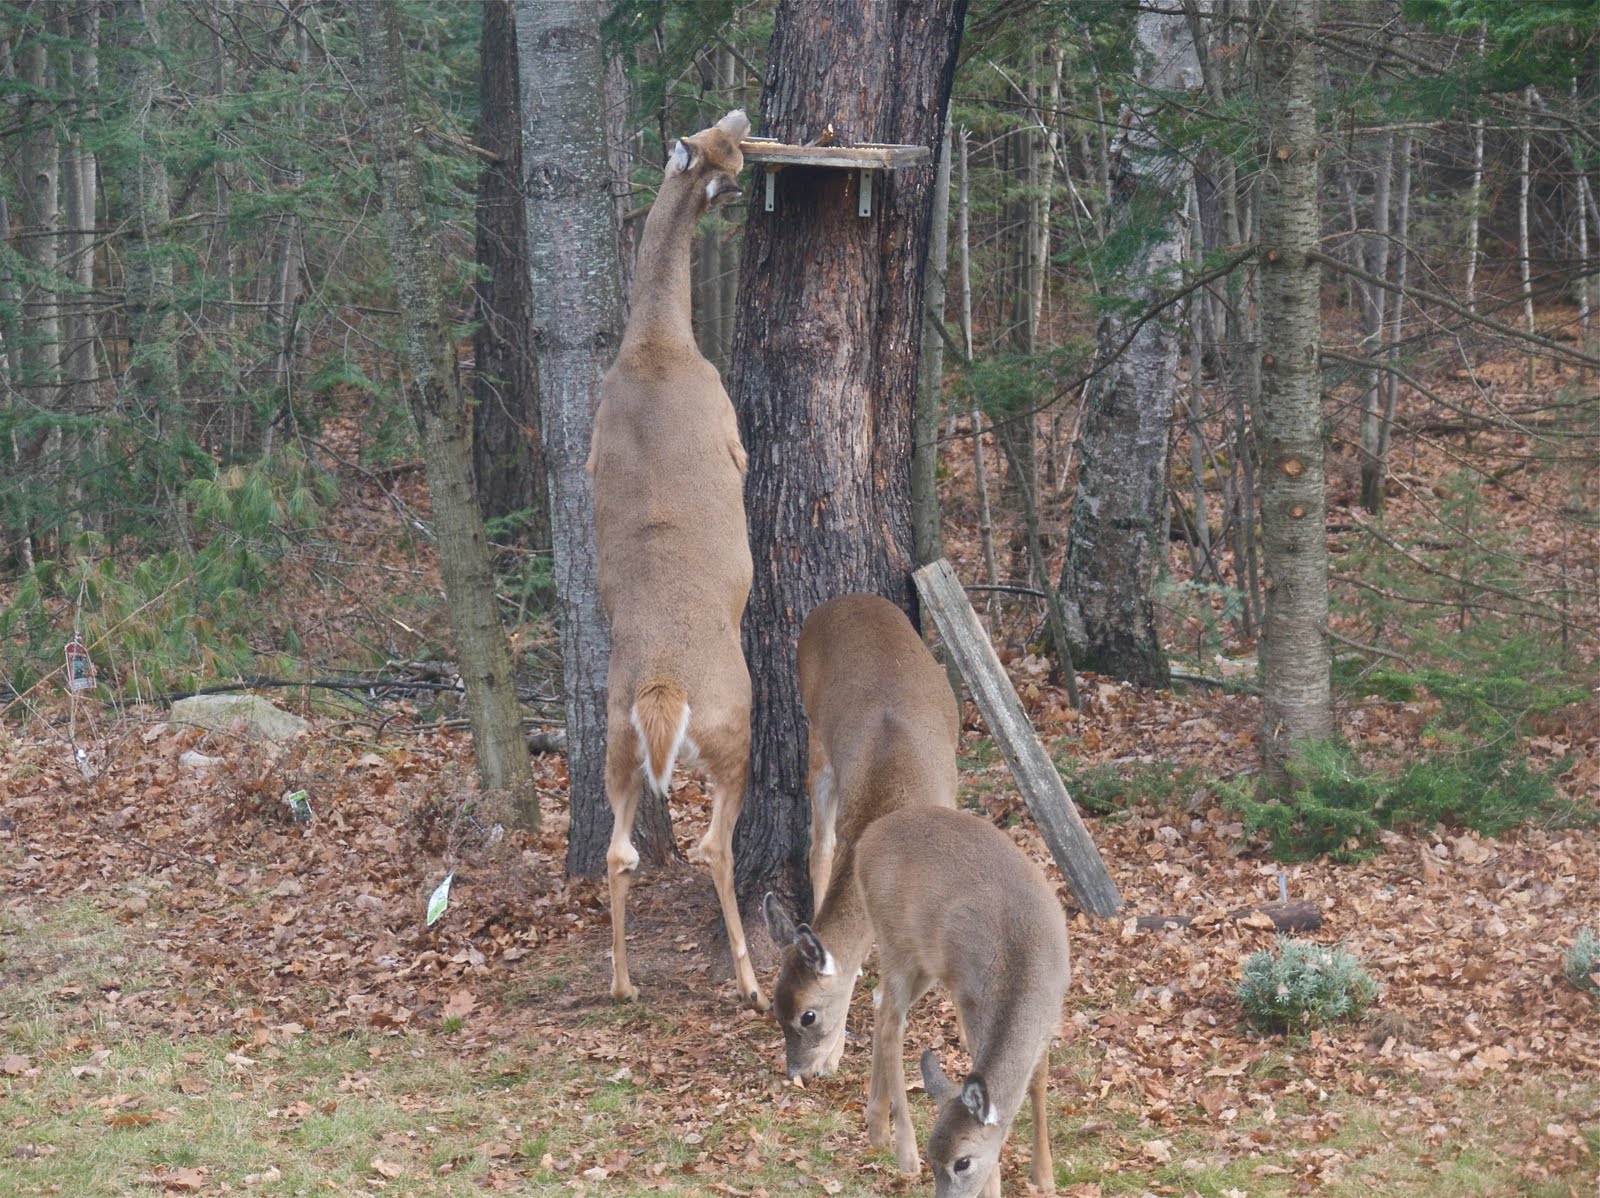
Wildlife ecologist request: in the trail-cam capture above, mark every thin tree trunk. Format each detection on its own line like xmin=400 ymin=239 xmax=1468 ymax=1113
xmin=16 ymin=29 xmax=61 ymax=559
xmin=120 ymin=0 xmax=185 ymax=532
xmin=264 ymin=5 xmax=307 ymax=456
xmin=1520 ymin=87 xmax=1536 ymax=391
xmin=58 ymin=4 xmax=98 ymax=541
xmin=728 ymin=0 xmax=967 ymax=916
xmin=512 ymin=0 xmax=671 ymax=872
xmin=1465 ymin=25 xmax=1487 ymax=315
xmin=1358 ymin=130 xmax=1395 ymax=513
xmin=472 ymin=0 xmax=547 ymax=552
xmin=913 ymin=112 xmax=952 ymax=568
xmin=1253 ymin=0 xmax=1331 ymax=791
xmin=353 ymin=0 xmax=537 ymax=826
xmin=1373 ymin=134 xmax=1412 ymax=499
xmin=957 ymin=126 xmax=998 ymax=606
xmin=605 ymin=47 xmax=638 ymax=317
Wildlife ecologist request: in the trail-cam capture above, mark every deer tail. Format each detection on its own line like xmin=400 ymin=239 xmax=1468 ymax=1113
xmin=630 ymin=680 xmax=691 ymax=797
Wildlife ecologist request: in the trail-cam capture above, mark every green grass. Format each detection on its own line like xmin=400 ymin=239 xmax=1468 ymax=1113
xmin=2 ymin=901 xmax=1594 ymax=1197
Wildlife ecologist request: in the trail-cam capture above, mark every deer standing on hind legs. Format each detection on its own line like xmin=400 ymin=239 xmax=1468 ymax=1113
xmin=763 ymin=592 xmax=960 ymax=1081
xmin=856 ymin=806 xmax=1070 ymax=1197
xmin=587 ymin=109 xmax=767 ymax=1012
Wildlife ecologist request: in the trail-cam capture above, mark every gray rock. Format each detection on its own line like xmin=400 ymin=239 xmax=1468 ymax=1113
xmin=170 ymin=694 xmax=310 ymax=741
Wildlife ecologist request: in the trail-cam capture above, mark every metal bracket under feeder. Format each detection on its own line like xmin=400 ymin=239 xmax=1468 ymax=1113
xmin=740 ymin=136 xmax=931 ymax=217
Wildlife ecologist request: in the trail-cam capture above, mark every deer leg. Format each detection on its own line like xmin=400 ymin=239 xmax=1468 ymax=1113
xmin=867 ymin=974 xmax=923 ymax=1175
xmin=696 ymin=757 xmax=769 ymax=1012
xmin=806 ymin=752 xmax=836 ymax=907
xmin=605 ymin=743 xmax=643 ymax=1003
xmin=1029 ymin=1053 xmax=1054 ymax=1193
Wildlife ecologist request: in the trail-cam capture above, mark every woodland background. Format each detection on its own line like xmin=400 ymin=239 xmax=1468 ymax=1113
xmin=1 ymin=1 xmax=1598 ymax=1196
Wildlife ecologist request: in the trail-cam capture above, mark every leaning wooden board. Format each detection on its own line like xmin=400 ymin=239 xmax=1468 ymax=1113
xmin=914 ymin=558 xmax=1123 ymax=918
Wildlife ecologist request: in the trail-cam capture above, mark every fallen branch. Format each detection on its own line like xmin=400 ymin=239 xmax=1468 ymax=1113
xmin=1135 ymin=900 xmax=1322 ymax=934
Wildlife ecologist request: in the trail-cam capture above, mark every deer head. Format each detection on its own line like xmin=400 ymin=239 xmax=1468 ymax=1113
xmin=920 ymin=1050 xmax=1008 ymax=1198
xmin=764 ymin=892 xmax=852 ymax=1081
xmin=667 ymin=108 xmax=749 ymax=210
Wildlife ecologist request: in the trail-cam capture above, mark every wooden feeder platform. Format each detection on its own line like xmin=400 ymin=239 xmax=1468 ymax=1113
xmin=740 ymin=131 xmax=931 ymax=216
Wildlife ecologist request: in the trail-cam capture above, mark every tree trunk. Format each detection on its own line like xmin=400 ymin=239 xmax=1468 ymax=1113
xmin=58 ymin=4 xmax=98 ymax=541
xmin=15 ymin=27 xmax=61 ymax=560
xmin=119 ymin=0 xmax=184 ymax=529
xmin=1519 ymin=87 xmax=1536 ymax=392
xmin=913 ymin=112 xmax=952 ymax=568
xmin=1253 ymin=0 xmax=1331 ymax=791
xmin=728 ymin=0 xmax=967 ymax=914
xmin=513 ymin=0 xmax=674 ymax=873
xmin=1058 ymin=3 xmax=1201 ymax=689
xmin=262 ymin=4 xmax=307 ymax=458
xmin=472 ymin=0 xmax=547 ymax=552
xmin=1357 ymin=129 xmax=1394 ymax=513
xmin=353 ymin=0 xmax=537 ymax=826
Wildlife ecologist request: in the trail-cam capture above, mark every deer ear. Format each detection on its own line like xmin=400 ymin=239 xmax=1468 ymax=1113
xmin=716 ymin=108 xmax=750 ymax=140
xmin=920 ymin=1049 xmax=956 ymax=1103
xmin=763 ymin=892 xmax=797 ymax=946
xmin=961 ymin=1073 xmax=998 ymax=1125
xmin=668 ymin=139 xmax=694 ymax=173
xmin=794 ymin=925 xmax=836 ymax=977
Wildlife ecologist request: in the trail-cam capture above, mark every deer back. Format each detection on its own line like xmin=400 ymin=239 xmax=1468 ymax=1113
xmin=766 ymin=593 xmax=960 ymax=1079
xmin=859 ymin=806 xmax=1071 ymax=1196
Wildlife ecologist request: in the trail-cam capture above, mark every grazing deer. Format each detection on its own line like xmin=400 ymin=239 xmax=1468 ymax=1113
xmin=588 ymin=109 xmax=766 ymax=1011
xmin=763 ymin=593 xmax=960 ymax=1081
xmin=857 ymin=806 xmax=1070 ymax=1196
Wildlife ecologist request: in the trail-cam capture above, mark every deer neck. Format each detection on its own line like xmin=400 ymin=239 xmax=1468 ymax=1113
xmin=813 ymin=842 xmax=873 ymax=969
xmin=624 ymin=176 xmax=702 ymax=350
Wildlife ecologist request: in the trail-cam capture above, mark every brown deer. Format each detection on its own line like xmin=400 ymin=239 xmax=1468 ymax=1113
xmin=857 ymin=806 xmax=1070 ymax=1196
xmin=587 ymin=109 xmax=766 ymax=1011
xmin=763 ymin=593 xmax=960 ymax=1081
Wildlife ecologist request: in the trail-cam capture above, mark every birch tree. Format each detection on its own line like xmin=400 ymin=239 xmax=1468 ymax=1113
xmin=1057 ymin=4 xmax=1203 ymax=688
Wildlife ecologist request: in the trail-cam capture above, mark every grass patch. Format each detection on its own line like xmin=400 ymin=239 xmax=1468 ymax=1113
xmin=1 ymin=901 xmax=1594 ymax=1197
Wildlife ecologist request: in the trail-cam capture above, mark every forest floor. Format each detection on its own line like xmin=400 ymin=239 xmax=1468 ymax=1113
xmin=4 ymin=336 xmax=1600 ymax=1196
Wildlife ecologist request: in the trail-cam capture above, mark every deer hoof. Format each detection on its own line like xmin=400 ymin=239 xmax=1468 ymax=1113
xmin=747 ymin=987 xmax=771 ymax=1014
xmin=611 ymin=979 xmax=639 ymax=1003
xmin=895 ymin=1145 xmax=921 ymax=1176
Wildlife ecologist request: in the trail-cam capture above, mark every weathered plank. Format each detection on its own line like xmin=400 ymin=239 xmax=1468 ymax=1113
xmin=913 ymin=558 xmax=1123 ymax=917
xmin=740 ymin=137 xmax=931 ymax=170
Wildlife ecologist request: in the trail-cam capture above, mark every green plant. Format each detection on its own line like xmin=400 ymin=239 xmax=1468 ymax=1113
xmin=1058 ymin=757 xmax=1197 ymax=815
xmin=1566 ymin=928 xmax=1600 ymax=996
xmin=1222 ymin=736 xmax=1575 ymax=862
xmin=1237 ymin=937 xmax=1379 ymax=1034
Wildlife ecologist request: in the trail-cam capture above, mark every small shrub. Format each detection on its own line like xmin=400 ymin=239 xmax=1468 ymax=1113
xmin=1058 ymin=758 xmax=1198 ymax=816
xmin=1237 ymin=937 xmax=1379 ymax=1034
xmin=1566 ymin=928 xmax=1600 ymax=996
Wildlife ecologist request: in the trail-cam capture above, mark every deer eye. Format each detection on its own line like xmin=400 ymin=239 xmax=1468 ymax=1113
xmin=953 ymin=1157 xmax=972 ymax=1173
xmin=800 ymin=1010 xmax=817 ymax=1028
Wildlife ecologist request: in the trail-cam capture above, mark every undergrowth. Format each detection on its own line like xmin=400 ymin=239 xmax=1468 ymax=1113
xmin=1237 ymin=938 xmax=1379 ymax=1034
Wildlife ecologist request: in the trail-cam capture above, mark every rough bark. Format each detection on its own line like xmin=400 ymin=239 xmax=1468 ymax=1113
xmin=1058 ymin=5 xmax=1200 ymax=689
xmin=353 ymin=0 xmax=537 ymax=826
xmin=472 ymin=0 xmax=547 ymax=552
xmin=728 ymin=0 xmax=967 ymax=913
xmin=912 ymin=114 xmax=952 ymax=568
xmin=1253 ymin=0 xmax=1332 ymax=791
xmin=514 ymin=0 xmax=674 ymax=874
